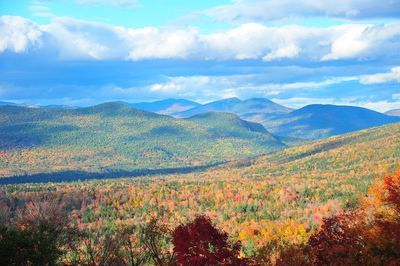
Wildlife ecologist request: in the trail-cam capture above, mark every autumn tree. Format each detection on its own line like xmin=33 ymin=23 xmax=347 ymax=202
xmin=140 ymin=217 xmax=175 ymax=266
xmin=172 ymin=215 xmax=247 ymax=265
xmin=307 ymin=211 xmax=366 ymax=265
xmin=307 ymin=168 xmax=400 ymax=265
xmin=0 ymin=199 xmax=78 ymax=266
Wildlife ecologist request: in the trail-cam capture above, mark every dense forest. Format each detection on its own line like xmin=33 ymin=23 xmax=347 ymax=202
xmin=0 ymin=122 xmax=399 ymax=265
xmin=0 ymin=169 xmax=399 ymax=265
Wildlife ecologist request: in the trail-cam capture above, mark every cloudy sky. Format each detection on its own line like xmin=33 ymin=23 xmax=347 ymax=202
xmin=1 ymin=0 xmax=400 ymax=111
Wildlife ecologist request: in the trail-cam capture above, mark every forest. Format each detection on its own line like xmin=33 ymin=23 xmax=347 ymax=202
xmin=0 ymin=122 xmax=399 ymax=265
xmin=0 ymin=168 xmax=399 ymax=265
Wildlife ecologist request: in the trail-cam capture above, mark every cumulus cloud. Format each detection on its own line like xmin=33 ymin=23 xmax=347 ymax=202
xmin=1 ymin=16 xmax=400 ymax=62
xmin=42 ymin=17 xmax=126 ymax=60
xmin=360 ymin=66 xmax=400 ymax=84
xmin=139 ymin=74 xmax=356 ymax=102
xmin=0 ymin=16 xmax=43 ymax=53
xmin=323 ymin=24 xmax=400 ymax=60
xmin=206 ymin=0 xmax=400 ymax=23
xmin=123 ymin=27 xmax=199 ymax=60
xmin=263 ymin=43 xmax=300 ymax=61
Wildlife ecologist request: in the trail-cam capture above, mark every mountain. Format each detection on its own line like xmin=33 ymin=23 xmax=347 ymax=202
xmin=266 ymin=104 xmax=400 ymax=140
xmin=130 ymin=98 xmax=201 ymax=115
xmin=176 ymin=97 xmax=292 ymax=118
xmin=0 ymin=102 xmax=286 ymax=180
xmin=176 ymin=99 xmax=398 ymax=140
xmin=385 ymin=109 xmax=400 ymax=116
xmin=0 ymin=101 xmax=17 ymax=106
xmin=41 ymin=104 xmax=77 ymax=109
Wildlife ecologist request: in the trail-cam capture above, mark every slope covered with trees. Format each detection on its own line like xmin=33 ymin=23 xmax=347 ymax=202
xmin=0 ymin=102 xmax=286 ymax=181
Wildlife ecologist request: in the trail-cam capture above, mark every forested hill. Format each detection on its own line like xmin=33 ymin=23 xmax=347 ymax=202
xmin=236 ymin=122 xmax=400 ymax=183
xmin=0 ymin=102 xmax=286 ymax=181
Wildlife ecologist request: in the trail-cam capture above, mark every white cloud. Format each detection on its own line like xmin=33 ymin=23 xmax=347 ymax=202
xmin=206 ymin=0 xmax=400 ymax=22
xmin=259 ymin=77 xmax=358 ymax=96
xmin=149 ymin=83 xmax=183 ymax=92
xmin=30 ymin=5 xmax=50 ymax=11
xmin=356 ymin=100 xmax=400 ymax=112
xmin=272 ymin=97 xmax=337 ymax=108
xmin=76 ymin=0 xmax=139 ymax=8
xmin=42 ymin=17 xmax=119 ymax=60
xmin=124 ymin=27 xmax=199 ymax=60
xmin=141 ymin=75 xmax=356 ymax=101
xmin=360 ymin=67 xmax=400 ymax=84
xmin=272 ymin=97 xmax=400 ymax=112
xmin=0 ymin=16 xmax=42 ymax=53
xmin=322 ymin=24 xmax=369 ymax=60
xmin=263 ymin=43 xmax=300 ymax=61
xmin=1 ymin=16 xmax=400 ymax=62
xmin=323 ymin=23 xmax=400 ymax=61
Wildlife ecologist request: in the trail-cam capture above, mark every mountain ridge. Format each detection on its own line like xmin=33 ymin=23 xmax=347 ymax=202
xmin=0 ymin=102 xmax=286 ymax=180
xmin=385 ymin=108 xmax=400 ymax=116
xmin=266 ymin=104 xmax=400 ymax=140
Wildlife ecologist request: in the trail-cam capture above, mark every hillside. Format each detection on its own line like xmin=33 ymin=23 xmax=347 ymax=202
xmin=385 ymin=108 xmax=400 ymax=116
xmin=130 ymin=98 xmax=200 ymax=115
xmin=0 ymin=102 xmax=286 ymax=181
xmin=176 ymin=97 xmax=292 ymax=118
xmin=239 ymin=122 xmax=400 ymax=179
xmin=265 ymin=104 xmax=400 ymax=140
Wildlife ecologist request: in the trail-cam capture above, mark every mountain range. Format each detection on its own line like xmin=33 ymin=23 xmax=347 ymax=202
xmin=131 ymin=98 xmax=400 ymax=140
xmin=1 ymin=98 xmax=398 ymax=140
xmin=265 ymin=104 xmax=400 ymax=139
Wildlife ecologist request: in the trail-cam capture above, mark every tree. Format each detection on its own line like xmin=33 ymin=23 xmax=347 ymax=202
xmin=308 ymin=211 xmax=366 ymax=265
xmin=140 ymin=217 xmax=175 ymax=266
xmin=307 ymin=168 xmax=400 ymax=265
xmin=0 ymin=199 xmax=78 ymax=266
xmin=172 ymin=215 xmax=247 ymax=265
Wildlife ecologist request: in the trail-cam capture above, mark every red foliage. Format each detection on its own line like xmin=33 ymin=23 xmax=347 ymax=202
xmin=383 ymin=169 xmax=400 ymax=212
xmin=307 ymin=169 xmax=400 ymax=265
xmin=172 ymin=215 xmax=247 ymax=266
xmin=308 ymin=211 xmax=366 ymax=265
xmin=370 ymin=169 xmax=400 ymax=264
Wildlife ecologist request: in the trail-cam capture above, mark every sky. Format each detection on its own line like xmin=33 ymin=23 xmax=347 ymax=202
xmin=0 ymin=0 xmax=400 ymax=111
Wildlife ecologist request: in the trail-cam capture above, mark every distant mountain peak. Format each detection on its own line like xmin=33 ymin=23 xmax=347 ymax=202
xmin=78 ymin=101 xmax=155 ymax=117
xmin=129 ymin=98 xmax=200 ymax=115
xmin=385 ymin=108 xmax=400 ymax=116
xmin=270 ymin=104 xmax=400 ymax=140
xmin=175 ymin=97 xmax=292 ymax=119
xmin=218 ymin=97 xmax=241 ymax=102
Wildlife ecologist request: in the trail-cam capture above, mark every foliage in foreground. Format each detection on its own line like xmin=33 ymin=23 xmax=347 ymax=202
xmin=0 ymin=169 xmax=399 ymax=265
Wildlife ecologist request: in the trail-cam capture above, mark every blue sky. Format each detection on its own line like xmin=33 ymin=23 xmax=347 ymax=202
xmin=0 ymin=0 xmax=400 ymax=111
